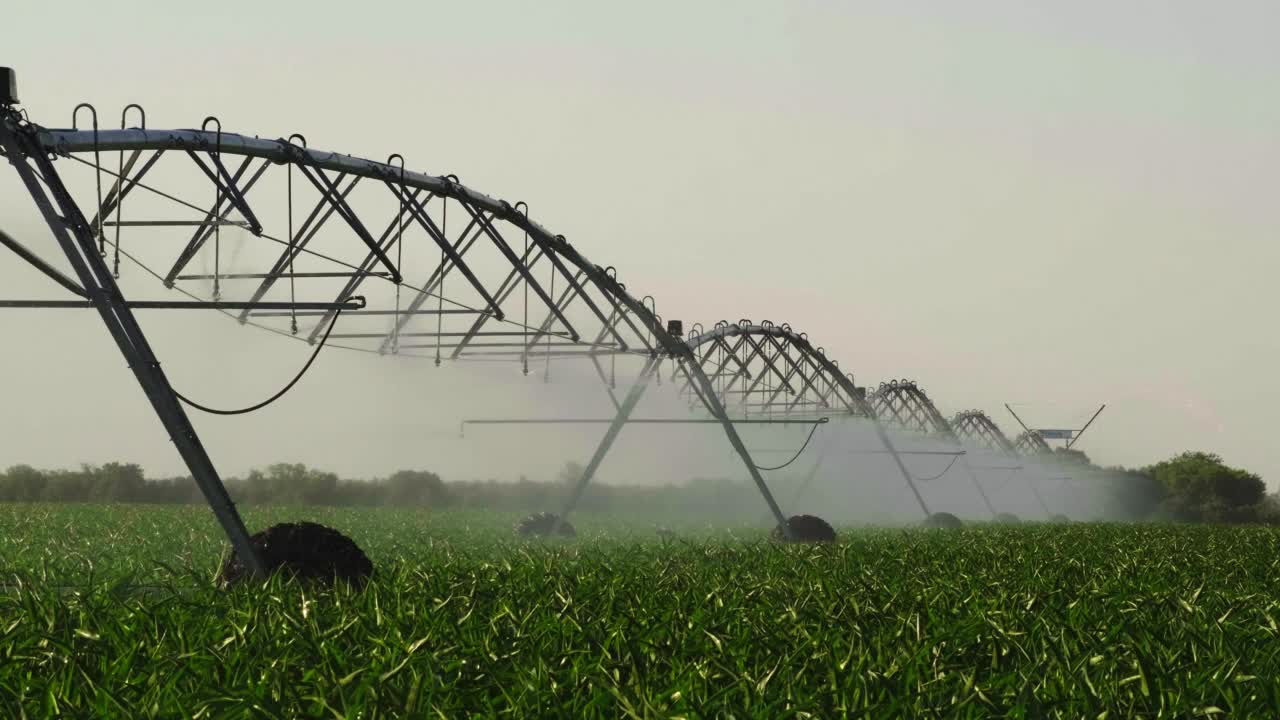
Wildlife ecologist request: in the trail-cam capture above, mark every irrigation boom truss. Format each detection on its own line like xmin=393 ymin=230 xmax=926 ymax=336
xmin=0 ymin=78 xmax=788 ymax=567
xmin=868 ymin=381 xmax=999 ymax=517
xmin=951 ymin=409 xmax=1052 ymax=517
xmin=1 ymin=70 xmax=1095 ymax=569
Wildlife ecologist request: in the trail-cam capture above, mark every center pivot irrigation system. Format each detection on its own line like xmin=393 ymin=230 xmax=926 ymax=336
xmin=0 ymin=69 xmax=1101 ymax=577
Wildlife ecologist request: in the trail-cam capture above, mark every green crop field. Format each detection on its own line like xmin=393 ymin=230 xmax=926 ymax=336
xmin=2 ymin=504 xmax=1279 ymax=718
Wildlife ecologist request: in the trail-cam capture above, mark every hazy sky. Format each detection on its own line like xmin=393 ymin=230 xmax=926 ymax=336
xmin=3 ymin=1 xmax=1278 ymax=489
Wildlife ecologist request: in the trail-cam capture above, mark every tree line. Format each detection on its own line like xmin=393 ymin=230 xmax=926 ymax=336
xmin=0 ymin=451 xmax=1273 ymax=524
xmin=0 ymin=461 xmax=763 ymax=519
xmin=1052 ymin=448 xmax=1277 ymax=524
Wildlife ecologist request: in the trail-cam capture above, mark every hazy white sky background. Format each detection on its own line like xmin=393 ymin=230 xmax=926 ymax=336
xmin=2 ymin=1 xmax=1278 ymax=490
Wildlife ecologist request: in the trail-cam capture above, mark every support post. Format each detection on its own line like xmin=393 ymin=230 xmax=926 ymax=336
xmin=554 ymin=356 xmax=660 ymax=530
xmin=1027 ymin=476 xmax=1052 ymax=518
xmin=681 ymin=354 xmax=792 ymax=535
xmin=1 ymin=112 xmax=265 ymax=578
xmin=782 ymin=434 xmax=828 ymax=517
xmin=958 ymin=455 xmax=998 ymax=518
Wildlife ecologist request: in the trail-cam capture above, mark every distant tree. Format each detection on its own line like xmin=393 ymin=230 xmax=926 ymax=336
xmin=1052 ymin=447 xmax=1093 ymax=468
xmin=242 ymin=463 xmax=306 ymax=504
xmin=0 ymin=465 xmax=45 ymax=502
xmin=558 ymin=461 xmax=585 ymax=488
xmin=383 ymin=469 xmax=448 ymax=507
xmin=93 ymin=462 xmax=146 ymax=502
xmin=1148 ymin=452 xmax=1263 ymax=506
xmin=44 ymin=466 xmax=92 ymax=502
xmin=1103 ymin=468 xmax=1165 ymax=519
xmin=1147 ymin=451 xmax=1265 ymax=522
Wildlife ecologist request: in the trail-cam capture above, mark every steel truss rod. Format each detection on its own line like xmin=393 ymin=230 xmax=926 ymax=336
xmin=1067 ymin=404 xmax=1106 ymax=449
xmin=682 ymin=352 xmax=793 ymax=534
xmin=391 ymin=185 xmax=502 ymax=319
xmin=20 ymin=123 xmax=837 ymax=536
xmin=953 ymin=410 xmax=1052 ymax=518
xmin=36 ymin=127 xmax=672 ymax=361
xmin=88 ymin=149 xmax=164 ymax=232
xmin=448 ymin=349 xmax=642 ymax=358
xmin=297 ymin=164 xmax=401 ymax=283
xmin=375 ymin=211 xmax=491 ymax=354
xmin=252 ymin=308 xmax=481 ymax=318
xmin=739 ymin=338 xmax=803 ymax=409
xmin=588 ymin=354 xmax=622 ymax=410
xmin=164 ymin=156 xmax=272 ymax=286
xmin=25 ymin=125 xmax=691 ymax=370
xmin=447 ymin=241 xmax=549 ymax=358
xmin=791 ymin=345 xmax=851 ymax=412
xmin=465 ymin=417 xmax=828 ymax=426
xmin=177 ymin=271 xmax=391 ymax=280
xmin=185 ymin=150 xmax=264 ymax=235
xmin=397 ymin=341 xmax=614 ymax=350
xmin=105 ymin=220 xmax=251 ymax=228
xmin=303 ymin=187 xmax=425 ymax=344
xmin=455 ymin=199 xmax=590 ymax=346
xmin=847 ymin=449 xmax=965 ymax=456
xmin=685 ymin=324 xmax=930 ymax=519
xmin=553 ymin=350 xmax=796 ymax=537
xmin=0 ymin=113 xmax=264 ymax=577
xmin=870 ymin=381 xmax=1001 ymax=517
xmin=554 ymin=357 xmax=661 ymax=533
xmin=724 ymin=334 xmax=796 ymax=398
xmin=0 ymin=228 xmax=86 ymax=297
xmin=0 ymin=299 xmax=362 ymax=310
xmin=765 ymin=339 xmax=843 ymax=413
xmin=517 ymin=267 xmax=587 ymax=353
xmin=237 ymin=175 xmax=361 ymax=322
xmin=331 ymin=331 xmax=582 ymax=339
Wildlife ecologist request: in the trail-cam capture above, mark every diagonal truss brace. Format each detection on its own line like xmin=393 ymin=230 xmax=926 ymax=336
xmin=0 ymin=113 xmax=264 ymax=577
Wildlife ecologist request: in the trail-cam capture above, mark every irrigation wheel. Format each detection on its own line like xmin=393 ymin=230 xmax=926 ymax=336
xmin=772 ymin=514 xmax=837 ymax=543
xmin=219 ymin=522 xmax=374 ymax=588
xmin=514 ymin=512 xmax=576 ymax=538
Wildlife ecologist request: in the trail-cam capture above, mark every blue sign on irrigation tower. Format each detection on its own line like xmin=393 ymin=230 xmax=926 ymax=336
xmin=1036 ymin=429 xmax=1076 ymax=440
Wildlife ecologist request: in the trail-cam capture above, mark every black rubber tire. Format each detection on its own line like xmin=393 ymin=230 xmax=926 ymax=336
xmin=924 ymin=512 xmax=964 ymax=529
xmin=514 ymin=512 xmax=576 ymax=538
xmin=219 ymin=522 xmax=373 ymax=588
xmin=771 ymin=514 xmax=837 ymax=543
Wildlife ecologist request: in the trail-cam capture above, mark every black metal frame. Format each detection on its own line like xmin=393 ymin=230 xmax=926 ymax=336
xmin=0 ymin=95 xmax=827 ymax=553
xmin=951 ymin=409 xmax=1052 ymax=517
xmin=868 ymin=380 xmax=998 ymax=518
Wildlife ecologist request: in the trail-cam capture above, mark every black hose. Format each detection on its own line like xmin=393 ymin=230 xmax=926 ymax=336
xmin=912 ymin=454 xmax=961 ymax=482
xmin=753 ymin=420 xmax=824 ymax=471
xmin=174 ymin=308 xmax=342 ymax=415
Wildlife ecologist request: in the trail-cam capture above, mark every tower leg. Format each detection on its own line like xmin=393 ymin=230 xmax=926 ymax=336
xmin=788 ymin=444 xmax=828 ymax=508
xmin=959 ymin=455 xmax=999 ymax=518
xmin=871 ymin=421 xmax=933 ymax=519
xmin=1 ymin=116 xmax=265 ymax=577
xmin=682 ymin=356 xmax=792 ymax=535
xmin=1028 ymin=478 xmax=1052 ymax=518
xmin=555 ymin=356 xmax=660 ymax=528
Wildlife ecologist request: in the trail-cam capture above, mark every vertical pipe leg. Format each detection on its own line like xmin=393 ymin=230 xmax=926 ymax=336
xmin=1028 ymin=477 xmax=1052 ymax=518
xmin=1 ymin=119 xmax=265 ymax=577
xmin=788 ymin=444 xmax=828 ymax=507
xmin=554 ymin=356 xmax=660 ymax=530
xmin=959 ymin=455 xmax=998 ymax=518
xmin=870 ymin=420 xmax=932 ymax=519
xmin=681 ymin=355 xmax=792 ymax=536
xmin=760 ymin=434 xmax=827 ymax=526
